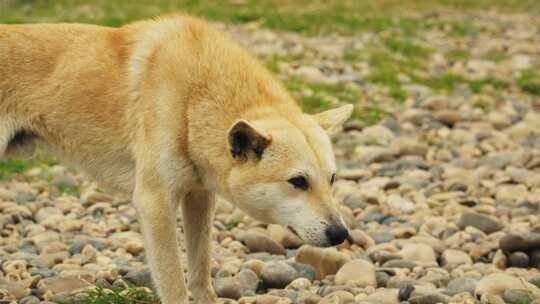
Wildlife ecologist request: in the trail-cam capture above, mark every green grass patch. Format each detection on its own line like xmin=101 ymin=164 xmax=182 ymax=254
xmin=518 ymin=69 xmax=540 ymax=96
xmin=482 ymin=49 xmax=507 ymax=62
xmin=385 ymin=37 xmax=432 ymax=58
xmin=446 ymin=49 xmax=471 ymax=61
xmin=0 ymin=159 xmax=37 ymax=179
xmin=72 ymin=287 xmax=159 ymax=304
xmin=287 ymin=79 xmax=362 ymax=113
xmin=351 ymin=106 xmax=385 ymax=125
xmin=363 ymin=50 xmax=425 ymax=102
xmin=285 ymin=77 xmax=386 ymax=125
xmin=469 ymin=77 xmax=509 ymax=93
xmin=1 ymin=0 xmax=538 ymax=35
xmin=446 ymin=21 xmax=479 ymax=37
xmin=0 ymin=155 xmax=59 ymax=180
xmin=413 ymin=73 xmax=466 ymax=91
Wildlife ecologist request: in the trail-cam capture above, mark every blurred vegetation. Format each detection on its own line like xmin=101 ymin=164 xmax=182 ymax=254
xmin=1 ymin=0 xmax=538 ymax=34
xmin=0 ymin=0 xmax=538 ymax=180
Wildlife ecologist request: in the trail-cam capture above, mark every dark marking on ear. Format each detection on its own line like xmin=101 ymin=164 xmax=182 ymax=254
xmin=228 ymin=121 xmax=271 ymax=161
xmin=230 ymin=131 xmax=250 ymax=159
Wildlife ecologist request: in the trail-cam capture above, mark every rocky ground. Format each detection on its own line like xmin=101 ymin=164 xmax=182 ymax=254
xmin=1 ymin=9 xmax=540 ymax=304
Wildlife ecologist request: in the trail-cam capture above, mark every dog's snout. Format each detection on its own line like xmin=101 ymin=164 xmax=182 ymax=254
xmin=325 ymin=225 xmax=349 ymax=246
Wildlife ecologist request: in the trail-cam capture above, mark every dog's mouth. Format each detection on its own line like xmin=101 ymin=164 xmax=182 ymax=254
xmin=287 ymin=226 xmax=301 ymax=238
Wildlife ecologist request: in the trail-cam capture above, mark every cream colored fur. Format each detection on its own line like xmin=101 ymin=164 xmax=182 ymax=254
xmin=0 ymin=14 xmax=353 ymax=304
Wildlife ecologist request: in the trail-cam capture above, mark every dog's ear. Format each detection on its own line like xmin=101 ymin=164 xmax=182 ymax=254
xmin=228 ymin=120 xmax=272 ymax=161
xmin=315 ymin=104 xmax=354 ymax=133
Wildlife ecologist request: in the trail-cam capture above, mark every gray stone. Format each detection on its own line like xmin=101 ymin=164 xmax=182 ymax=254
xmin=213 ymin=277 xmax=242 ymax=300
xmin=15 ymin=191 xmax=36 ymax=204
xmin=457 ymin=212 xmax=503 ymax=234
xmin=382 ymin=259 xmax=417 ymax=270
xmin=409 ymin=293 xmax=450 ymax=304
xmin=237 ymin=269 xmax=259 ymax=296
xmin=445 ymin=277 xmax=477 ymax=296
xmin=503 ymin=289 xmax=533 ymax=304
xmin=19 ymin=296 xmax=40 ymax=304
xmin=342 ymin=194 xmax=367 ymax=210
xmin=124 ymin=267 xmax=153 ymax=289
xmin=376 ymin=271 xmax=390 ymax=288
xmin=30 ymin=268 xmax=57 ymax=278
xmin=288 ymin=262 xmax=316 ymax=282
xmin=112 ymin=278 xmax=129 ymax=290
xmin=398 ymin=284 xmax=414 ymax=301
xmin=261 ymin=261 xmax=299 ymax=288
xmin=69 ymin=239 xmax=106 ymax=255
xmin=368 ymin=231 xmax=395 ymax=244
xmin=95 ymin=277 xmax=112 ymax=289
xmin=52 ymin=174 xmax=78 ymax=188
xmin=499 ymin=233 xmax=540 ymax=251
xmin=212 ymin=269 xmax=258 ymax=300
xmin=242 ymin=232 xmax=286 ymax=255
xmin=508 ymin=251 xmax=530 ymax=268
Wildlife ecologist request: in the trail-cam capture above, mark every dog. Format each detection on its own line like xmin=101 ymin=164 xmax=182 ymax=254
xmin=0 ymin=14 xmax=353 ymax=304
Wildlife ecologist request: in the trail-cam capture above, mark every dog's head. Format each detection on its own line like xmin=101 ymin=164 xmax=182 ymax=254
xmin=225 ymin=104 xmax=353 ymax=247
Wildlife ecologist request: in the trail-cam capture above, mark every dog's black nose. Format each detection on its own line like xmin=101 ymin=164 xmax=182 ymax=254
xmin=325 ymin=225 xmax=349 ymax=246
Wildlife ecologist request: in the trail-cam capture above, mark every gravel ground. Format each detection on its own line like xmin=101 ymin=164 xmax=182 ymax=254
xmin=1 ymin=10 xmax=540 ymax=304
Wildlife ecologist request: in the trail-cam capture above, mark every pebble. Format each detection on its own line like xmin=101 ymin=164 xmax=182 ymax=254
xmin=503 ymin=289 xmax=533 ymax=304
xmin=365 ymin=289 xmax=399 ymax=304
xmin=295 ymin=245 xmax=349 ymax=280
xmin=499 ymin=232 xmax=540 ymax=251
xmin=334 ymin=259 xmax=376 ymax=287
xmin=261 ymin=261 xmax=299 ymax=288
xmin=213 ymin=269 xmax=259 ymax=300
xmin=242 ymin=232 xmax=286 ymax=255
xmin=457 ymin=212 xmax=503 ymax=234
xmin=37 ymin=277 xmax=90 ymax=295
xmin=445 ymin=277 xmax=477 ymax=296
xmin=508 ymin=251 xmax=530 ymax=268
xmin=475 ymin=273 xmax=540 ymax=298
xmin=398 ymin=243 xmax=437 ymax=265
xmin=408 ymin=293 xmax=451 ymax=304
xmin=267 ymin=224 xmax=304 ymax=249
xmin=440 ymin=249 xmax=472 ymax=269
xmin=19 ymin=296 xmax=40 ymax=304
xmin=124 ymin=267 xmax=153 ymax=289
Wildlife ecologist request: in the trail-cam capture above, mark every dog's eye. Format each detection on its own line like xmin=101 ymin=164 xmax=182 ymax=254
xmin=288 ymin=176 xmax=309 ymax=190
xmin=330 ymin=173 xmax=336 ymax=185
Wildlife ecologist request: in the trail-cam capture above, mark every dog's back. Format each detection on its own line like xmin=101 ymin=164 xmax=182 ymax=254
xmin=0 ymin=22 xmax=136 ymax=190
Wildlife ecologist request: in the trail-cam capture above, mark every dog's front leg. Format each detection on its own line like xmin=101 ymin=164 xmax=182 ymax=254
xmin=182 ymin=189 xmax=217 ymax=303
xmin=134 ymin=181 xmax=188 ymax=304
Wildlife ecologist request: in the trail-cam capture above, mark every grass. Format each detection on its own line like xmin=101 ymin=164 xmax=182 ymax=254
xmin=0 ymin=159 xmax=37 ymax=179
xmin=385 ymin=37 xmax=433 ymax=59
xmin=446 ymin=49 xmax=471 ymax=61
xmin=1 ymin=0 xmax=538 ymax=35
xmin=71 ymin=287 xmax=159 ymax=304
xmin=0 ymin=155 xmax=58 ymax=180
xmin=482 ymin=49 xmax=507 ymax=62
xmin=518 ymin=69 xmax=540 ymax=96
